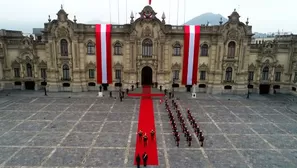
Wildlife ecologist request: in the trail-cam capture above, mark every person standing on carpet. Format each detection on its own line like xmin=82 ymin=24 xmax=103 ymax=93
xmin=136 ymin=154 xmax=141 ymax=168
xmin=150 ymin=129 xmax=155 ymax=140
xmin=142 ymin=152 xmax=148 ymax=167
xmin=143 ymin=133 xmax=148 ymax=147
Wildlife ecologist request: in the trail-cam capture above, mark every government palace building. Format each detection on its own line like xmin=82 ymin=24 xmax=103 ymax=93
xmin=0 ymin=5 xmax=297 ymax=95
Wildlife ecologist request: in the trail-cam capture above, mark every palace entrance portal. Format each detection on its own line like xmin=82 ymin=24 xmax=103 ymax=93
xmin=25 ymin=81 xmax=35 ymax=90
xmin=141 ymin=66 xmax=153 ymax=85
xmin=259 ymin=84 xmax=270 ymax=94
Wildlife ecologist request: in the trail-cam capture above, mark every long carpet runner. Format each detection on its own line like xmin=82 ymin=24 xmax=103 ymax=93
xmin=133 ymin=86 xmax=159 ymax=165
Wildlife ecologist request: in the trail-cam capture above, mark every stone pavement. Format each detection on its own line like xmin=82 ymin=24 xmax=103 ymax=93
xmin=0 ymin=91 xmax=296 ymax=168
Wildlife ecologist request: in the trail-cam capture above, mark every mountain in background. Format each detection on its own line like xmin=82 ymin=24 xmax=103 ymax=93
xmin=1 ymin=13 xmax=267 ymax=38
xmin=185 ymin=12 xmax=228 ymax=25
xmin=184 ymin=13 xmax=267 ymax=38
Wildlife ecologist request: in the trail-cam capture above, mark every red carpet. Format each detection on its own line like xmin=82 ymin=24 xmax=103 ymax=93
xmin=134 ymin=86 xmax=159 ymax=165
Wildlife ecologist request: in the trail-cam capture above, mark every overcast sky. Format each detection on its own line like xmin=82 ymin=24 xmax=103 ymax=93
xmin=0 ymin=0 xmax=296 ymax=33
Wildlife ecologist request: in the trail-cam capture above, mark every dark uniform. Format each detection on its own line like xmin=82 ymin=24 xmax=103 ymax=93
xmin=143 ymin=134 xmax=148 ymax=147
xmin=175 ymin=135 xmax=180 ymax=147
xmin=138 ymin=130 xmax=143 ymax=141
xmin=187 ymin=135 xmax=192 ymax=147
xmin=136 ymin=154 xmax=141 ymax=168
xmin=142 ymin=152 xmax=148 ymax=167
xmin=200 ymin=134 xmax=204 ymax=147
xmin=150 ymin=130 xmax=155 ymax=140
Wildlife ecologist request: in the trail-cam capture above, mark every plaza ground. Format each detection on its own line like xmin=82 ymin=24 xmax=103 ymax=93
xmin=0 ymin=90 xmax=296 ymax=168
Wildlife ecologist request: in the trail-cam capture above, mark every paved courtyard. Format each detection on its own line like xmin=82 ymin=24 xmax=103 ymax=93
xmin=0 ymin=91 xmax=296 ymax=168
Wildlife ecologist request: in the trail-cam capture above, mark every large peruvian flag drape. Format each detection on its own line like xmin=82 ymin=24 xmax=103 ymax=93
xmin=95 ymin=24 xmax=112 ymax=84
xmin=182 ymin=25 xmax=201 ymax=85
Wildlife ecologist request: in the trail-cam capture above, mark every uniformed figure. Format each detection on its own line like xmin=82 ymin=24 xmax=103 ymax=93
xmin=200 ymin=134 xmax=204 ymax=147
xmin=120 ymin=93 xmax=123 ymax=102
xmin=143 ymin=134 xmax=148 ymax=147
xmin=132 ymin=85 xmax=134 ymax=91
xmin=142 ymin=152 xmax=148 ymax=167
xmin=175 ymin=134 xmax=180 ymax=147
xmin=169 ymin=92 xmax=172 ymax=99
xmin=109 ymin=91 xmax=112 ymax=98
xmin=44 ymin=87 xmax=47 ymax=96
xmin=138 ymin=130 xmax=143 ymax=141
xmin=126 ymin=88 xmax=129 ymax=94
xmin=150 ymin=129 xmax=155 ymax=140
xmin=136 ymin=154 xmax=141 ymax=168
xmin=187 ymin=134 xmax=192 ymax=147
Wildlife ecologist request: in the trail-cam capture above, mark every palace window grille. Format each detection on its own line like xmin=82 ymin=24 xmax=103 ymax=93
xmin=26 ymin=63 xmax=33 ymax=77
xmin=41 ymin=68 xmax=47 ymax=78
xmin=114 ymin=42 xmax=122 ymax=55
xmin=115 ymin=70 xmax=121 ymax=79
xmin=225 ymin=67 xmax=232 ymax=82
xmin=275 ymin=72 xmax=281 ymax=81
xmin=227 ymin=41 xmax=236 ymax=58
xmin=87 ymin=42 xmax=95 ymax=55
xmin=14 ymin=68 xmax=20 ymax=77
xmin=62 ymin=64 xmax=70 ymax=80
xmin=201 ymin=44 xmax=208 ymax=56
xmin=200 ymin=71 xmax=206 ymax=80
xmin=262 ymin=67 xmax=269 ymax=80
xmin=60 ymin=39 xmax=68 ymax=56
xmin=173 ymin=44 xmax=181 ymax=56
xmin=89 ymin=69 xmax=95 ymax=78
xmin=248 ymin=71 xmax=254 ymax=81
xmin=173 ymin=70 xmax=179 ymax=80
xmin=142 ymin=39 xmax=153 ymax=57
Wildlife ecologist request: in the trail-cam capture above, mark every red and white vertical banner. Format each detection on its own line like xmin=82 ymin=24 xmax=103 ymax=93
xmin=95 ymin=24 xmax=112 ymax=84
xmin=182 ymin=25 xmax=201 ymax=85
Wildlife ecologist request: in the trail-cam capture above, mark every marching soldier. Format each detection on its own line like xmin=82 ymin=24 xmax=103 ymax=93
xmin=187 ymin=134 xmax=192 ymax=147
xmin=142 ymin=152 xmax=148 ymax=167
xmin=175 ymin=134 xmax=180 ymax=147
xmin=199 ymin=134 xmax=204 ymax=147
xmin=143 ymin=133 xmax=148 ymax=147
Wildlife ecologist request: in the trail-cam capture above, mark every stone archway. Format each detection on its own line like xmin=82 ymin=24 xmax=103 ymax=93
xmin=141 ymin=66 xmax=153 ymax=85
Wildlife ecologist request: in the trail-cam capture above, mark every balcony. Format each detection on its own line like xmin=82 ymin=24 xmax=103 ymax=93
xmin=223 ymin=80 xmax=235 ymax=84
xmin=138 ymin=55 xmax=157 ymax=60
xmin=61 ymin=77 xmax=71 ymax=81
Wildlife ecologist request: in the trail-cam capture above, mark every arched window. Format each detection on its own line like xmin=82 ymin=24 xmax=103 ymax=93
xmin=225 ymin=67 xmax=232 ymax=82
xmin=227 ymin=41 xmax=236 ymax=58
xmin=201 ymin=44 xmax=208 ymax=56
xmin=62 ymin=64 xmax=70 ymax=80
xmin=262 ymin=66 xmax=269 ymax=80
xmin=60 ymin=39 xmax=68 ymax=56
xmin=173 ymin=43 xmax=181 ymax=56
xmin=114 ymin=42 xmax=122 ymax=55
xmin=142 ymin=39 xmax=153 ymax=57
xmin=87 ymin=42 xmax=95 ymax=55
xmin=26 ymin=63 xmax=32 ymax=77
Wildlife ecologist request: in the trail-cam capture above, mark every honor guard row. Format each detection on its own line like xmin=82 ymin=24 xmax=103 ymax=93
xmin=187 ymin=108 xmax=204 ymax=147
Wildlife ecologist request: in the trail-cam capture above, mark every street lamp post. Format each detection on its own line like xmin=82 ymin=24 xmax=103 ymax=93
xmin=247 ymin=76 xmax=251 ymax=99
xmin=43 ymin=78 xmax=47 ymax=96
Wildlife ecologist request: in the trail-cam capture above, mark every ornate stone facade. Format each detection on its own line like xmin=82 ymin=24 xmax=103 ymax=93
xmin=0 ymin=6 xmax=297 ymax=94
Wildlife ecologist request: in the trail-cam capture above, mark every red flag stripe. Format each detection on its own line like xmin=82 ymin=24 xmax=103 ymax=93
xmin=149 ymin=0 xmax=152 ymax=5
xmin=95 ymin=24 xmax=112 ymax=84
xmin=192 ymin=26 xmax=201 ymax=84
xmin=182 ymin=25 xmax=200 ymax=85
xmin=182 ymin=26 xmax=190 ymax=85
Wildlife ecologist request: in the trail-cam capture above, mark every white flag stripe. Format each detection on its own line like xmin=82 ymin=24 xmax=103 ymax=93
xmin=187 ymin=25 xmax=195 ymax=85
xmin=100 ymin=24 xmax=107 ymax=83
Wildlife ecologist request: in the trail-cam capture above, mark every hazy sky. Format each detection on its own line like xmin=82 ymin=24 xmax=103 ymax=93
xmin=0 ymin=0 xmax=296 ymax=33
